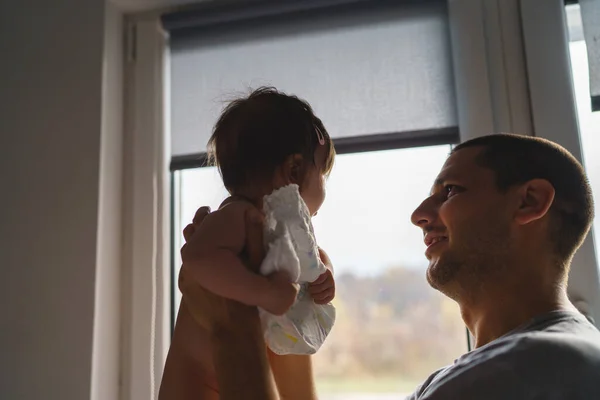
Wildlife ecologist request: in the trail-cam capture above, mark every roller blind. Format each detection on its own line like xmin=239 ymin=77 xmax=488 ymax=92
xmin=166 ymin=0 xmax=457 ymax=157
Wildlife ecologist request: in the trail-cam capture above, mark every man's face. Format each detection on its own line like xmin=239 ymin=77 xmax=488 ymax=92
xmin=411 ymin=146 xmax=515 ymax=298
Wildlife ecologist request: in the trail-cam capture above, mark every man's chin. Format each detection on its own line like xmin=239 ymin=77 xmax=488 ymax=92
xmin=426 ymin=258 xmax=458 ymax=290
xmin=426 ymin=268 xmax=444 ymax=290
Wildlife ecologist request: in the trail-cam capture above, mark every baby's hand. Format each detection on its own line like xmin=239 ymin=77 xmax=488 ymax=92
xmin=309 ymin=267 xmax=335 ymax=305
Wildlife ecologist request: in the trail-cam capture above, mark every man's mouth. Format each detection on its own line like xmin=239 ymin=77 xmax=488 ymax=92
xmin=428 ymin=236 xmax=447 ymax=247
xmin=424 ymin=235 xmax=448 ymax=259
xmin=424 ymin=234 xmax=448 ymax=248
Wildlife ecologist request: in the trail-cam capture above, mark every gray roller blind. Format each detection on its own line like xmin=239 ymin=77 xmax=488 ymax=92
xmin=169 ymin=0 xmax=456 ymax=156
xmin=580 ymin=0 xmax=600 ymax=111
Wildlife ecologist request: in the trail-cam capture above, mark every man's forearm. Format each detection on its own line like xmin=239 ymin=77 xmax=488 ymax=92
xmin=211 ymin=305 xmax=277 ymax=400
xmin=269 ymin=352 xmax=317 ymax=400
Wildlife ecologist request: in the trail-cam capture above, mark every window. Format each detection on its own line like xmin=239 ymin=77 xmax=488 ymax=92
xmin=171 ymin=145 xmax=468 ymax=398
xmin=566 ymin=4 xmax=600 ymax=260
xmin=166 ymin=1 xmax=467 ymax=398
xmin=310 ymin=146 xmax=467 ymax=397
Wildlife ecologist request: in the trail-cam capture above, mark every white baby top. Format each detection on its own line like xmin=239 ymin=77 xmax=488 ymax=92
xmin=258 ymin=184 xmax=336 ymax=355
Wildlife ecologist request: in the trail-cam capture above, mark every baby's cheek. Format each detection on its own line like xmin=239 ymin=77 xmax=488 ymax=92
xmin=303 ymin=196 xmax=320 ymax=216
xmin=318 ymin=176 xmax=326 ymax=201
xmin=310 ymin=191 xmax=326 ymax=216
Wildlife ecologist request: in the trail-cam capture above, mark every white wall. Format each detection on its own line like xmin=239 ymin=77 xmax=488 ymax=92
xmin=0 ymin=1 xmax=124 ymax=399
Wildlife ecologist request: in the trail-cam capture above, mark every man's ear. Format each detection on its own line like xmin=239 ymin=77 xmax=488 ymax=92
xmin=514 ymin=179 xmax=555 ymax=225
xmin=281 ymin=154 xmax=304 ymax=185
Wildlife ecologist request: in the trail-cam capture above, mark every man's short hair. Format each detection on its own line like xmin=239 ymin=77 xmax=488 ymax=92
xmin=453 ymin=133 xmax=594 ymax=263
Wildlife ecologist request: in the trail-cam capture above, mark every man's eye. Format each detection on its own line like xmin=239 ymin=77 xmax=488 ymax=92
xmin=444 ymin=185 xmax=460 ymax=198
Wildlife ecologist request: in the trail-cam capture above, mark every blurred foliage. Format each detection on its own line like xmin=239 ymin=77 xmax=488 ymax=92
xmin=313 ymin=267 xmax=467 ymax=387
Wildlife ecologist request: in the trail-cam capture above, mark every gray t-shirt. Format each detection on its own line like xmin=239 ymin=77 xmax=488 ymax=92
xmin=407 ymin=311 xmax=600 ymax=400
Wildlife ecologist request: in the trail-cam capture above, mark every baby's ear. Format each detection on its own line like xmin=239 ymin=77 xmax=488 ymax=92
xmin=283 ymin=154 xmax=304 ymax=185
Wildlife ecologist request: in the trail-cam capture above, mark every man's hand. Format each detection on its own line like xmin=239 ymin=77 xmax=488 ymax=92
xmin=181 ymin=206 xmax=212 ymax=261
xmin=181 ymin=205 xmax=298 ymax=325
xmin=180 ymin=206 xmax=260 ymax=334
xmin=308 ymin=248 xmax=335 ymax=304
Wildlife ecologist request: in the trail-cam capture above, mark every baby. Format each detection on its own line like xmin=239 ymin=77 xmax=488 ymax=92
xmin=159 ymin=87 xmax=336 ymax=400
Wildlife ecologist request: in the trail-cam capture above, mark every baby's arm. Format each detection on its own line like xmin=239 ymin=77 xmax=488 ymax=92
xmin=309 ymin=246 xmax=336 ymax=304
xmin=318 ymin=247 xmax=333 ymax=273
xmin=180 ymin=202 xmax=295 ymax=315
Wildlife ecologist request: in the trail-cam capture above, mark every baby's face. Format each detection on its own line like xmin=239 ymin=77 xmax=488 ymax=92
xmin=300 ymin=145 xmax=328 ymax=216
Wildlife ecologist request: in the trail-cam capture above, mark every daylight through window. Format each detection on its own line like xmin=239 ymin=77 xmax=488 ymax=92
xmin=172 ymin=145 xmax=467 ymax=399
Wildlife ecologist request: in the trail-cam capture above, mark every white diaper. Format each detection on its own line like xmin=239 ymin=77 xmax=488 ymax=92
xmin=258 ymin=184 xmax=336 ymax=355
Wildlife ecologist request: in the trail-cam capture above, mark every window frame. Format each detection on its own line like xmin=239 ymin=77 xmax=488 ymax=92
xmin=169 ymin=128 xmax=460 ymax=172
xmin=521 ymin=0 xmax=600 ymax=323
xmin=121 ymin=16 xmax=171 ymax=400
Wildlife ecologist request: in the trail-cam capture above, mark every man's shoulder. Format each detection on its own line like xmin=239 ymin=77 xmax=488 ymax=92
xmin=503 ymin=313 xmax=600 ymax=362
xmin=466 ymin=317 xmax=600 ymax=382
xmin=410 ymin=315 xmax=600 ymax=399
xmin=499 ymin=329 xmax=600 ymax=374
xmin=472 ymin=311 xmax=600 ymax=365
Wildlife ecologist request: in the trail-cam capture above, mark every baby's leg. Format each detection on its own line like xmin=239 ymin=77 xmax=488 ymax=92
xmin=268 ymin=350 xmax=318 ymax=400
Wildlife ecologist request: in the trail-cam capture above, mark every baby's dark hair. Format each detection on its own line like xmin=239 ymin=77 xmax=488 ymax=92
xmin=207 ymin=87 xmax=335 ymax=194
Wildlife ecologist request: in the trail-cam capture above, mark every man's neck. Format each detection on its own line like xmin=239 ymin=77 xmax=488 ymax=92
xmin=460 ymin=283 xmax=576 ymax=348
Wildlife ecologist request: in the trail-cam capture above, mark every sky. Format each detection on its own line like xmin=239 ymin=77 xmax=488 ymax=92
xmin=174 ymin=37 xmax=600 ymax=281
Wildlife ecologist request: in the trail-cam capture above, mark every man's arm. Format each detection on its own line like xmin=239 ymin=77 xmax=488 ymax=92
xmin=181 ymin=206 xmax=282 ymax=400
xmin=211 ymin=206 xmax=280 ymax=400
xmin=211 ymin=303 xmax=279 ymax=400
xmin=268 ymin=351 xmax=317 ymax=400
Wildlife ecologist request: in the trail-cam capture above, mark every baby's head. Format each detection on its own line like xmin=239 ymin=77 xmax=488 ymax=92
xmin=208 ymin=87 xmax=335 ymax=216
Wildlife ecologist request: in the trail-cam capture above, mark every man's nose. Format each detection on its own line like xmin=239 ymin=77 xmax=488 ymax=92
xmin=411 ymin=197 xmax=437 ymax=227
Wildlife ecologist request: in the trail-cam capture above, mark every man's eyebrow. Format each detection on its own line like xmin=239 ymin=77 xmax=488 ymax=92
xmin=433 ymin=174 xmax=452 ymax=187
xmin=429 ymin=173 xmax=459 ymax=195
xmin=433 ymin=177 xmax=445 ymax=187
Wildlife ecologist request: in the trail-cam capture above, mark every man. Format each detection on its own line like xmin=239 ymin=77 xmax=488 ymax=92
xmin=182 ymin=134 xmax=600 ymax=399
